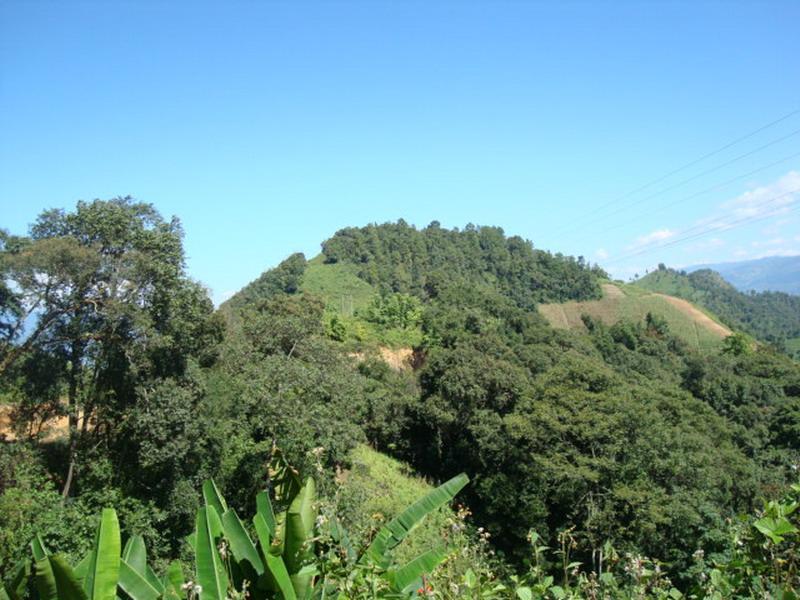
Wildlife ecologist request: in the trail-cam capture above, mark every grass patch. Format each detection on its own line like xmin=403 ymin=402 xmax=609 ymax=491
xmin=336 ymin=445 xmax=461 ymax=563
xmin=302 ymin=257 xmax=376 ymax=316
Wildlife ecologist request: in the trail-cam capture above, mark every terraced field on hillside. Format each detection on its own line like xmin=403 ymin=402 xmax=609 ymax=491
xmin=538 ymin=283 xmax=731 ymax=351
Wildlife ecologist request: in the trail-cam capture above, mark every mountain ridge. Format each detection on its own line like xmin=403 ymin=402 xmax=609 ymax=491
xmin=685 ymin=254 xmax=800 ymax=294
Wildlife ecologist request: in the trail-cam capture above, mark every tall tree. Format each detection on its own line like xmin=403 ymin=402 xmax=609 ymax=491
xmin=1 ymin=197 xmax=221 ymax=498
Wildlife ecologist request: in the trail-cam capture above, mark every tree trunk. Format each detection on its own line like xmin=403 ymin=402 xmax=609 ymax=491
xmin=61 ymin=342 xmax=82 ymax=500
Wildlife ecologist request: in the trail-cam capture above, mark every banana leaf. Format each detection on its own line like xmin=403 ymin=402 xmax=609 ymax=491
xmin=143 ymin=566 xmax=163 ymax=596
xmin=118 ymin=560 xmax=160 ymax=600
xmin=253 ymin=514 xmax=296 ymax=600
xmin=83 ymin=508 xmax=121 ymax=600
xmin=283 ymin=478 xmax=316 ymax=599
xmin=195 ymin=506 xmax=229 ymax=600
xmin=161 ymin=561 xmax=185 ymax=600
xmin=202 ymin=480 xmax=228 ymax=518
xmin=31 ymin=536 xmax=49 ymax=561
xmin=387 ymin=548 xmax=446 ymax=593
xmin=35 ymin=555 xmax=89 ymax=600
xmin=221 ymin=508 xmax=264 ymax=575
xmin=74 ymin=553 xmax=92 ymax=583
xmin=255 ymin=491 xmax=276 ymax=536
xmin=121 ymin=537 xmax=146 ymax=576
xmin=362 ymin=473 xmax=468 ymax=566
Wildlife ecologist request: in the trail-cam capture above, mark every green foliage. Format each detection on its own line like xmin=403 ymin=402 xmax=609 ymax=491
xmin=221 ymin=253 xmax=308 ymax=319
xmin=361 ymin=293 xmax=423 ymax=331
xmin=321 ymin=221 xmax=605 ymax=309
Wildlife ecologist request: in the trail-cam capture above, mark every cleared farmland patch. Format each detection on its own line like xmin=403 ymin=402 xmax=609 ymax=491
xmin=538 ymin=283 xmax=731 ymax=351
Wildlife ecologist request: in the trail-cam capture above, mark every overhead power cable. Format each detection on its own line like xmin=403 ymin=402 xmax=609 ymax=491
xmin=599 ymin=150 xmax=800 ymax=236
xmin=552 ymin=107 xmax=800 ymax=235
xmin=558 ymin=126 xmax=800 ymax=236
xmin=603 ymin=187 xmax=800 ymax=265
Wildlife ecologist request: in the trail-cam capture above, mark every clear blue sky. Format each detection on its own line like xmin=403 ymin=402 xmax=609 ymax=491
xmin=2 ymin=1 xmax=799 ymax=303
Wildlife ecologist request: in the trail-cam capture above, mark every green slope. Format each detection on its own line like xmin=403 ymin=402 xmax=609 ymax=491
xmin=538 ymin=281 xmax=730 ymax=351
xmin=634 ymin=267 xmax=800 ymax=356
xmin=300 ymin=255 xmax=377 ymax=316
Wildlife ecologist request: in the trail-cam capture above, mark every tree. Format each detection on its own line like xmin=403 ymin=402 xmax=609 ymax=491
xmin=1 ymin=197 xmax=221 ymax=498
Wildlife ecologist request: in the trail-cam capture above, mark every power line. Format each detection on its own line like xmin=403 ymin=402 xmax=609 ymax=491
xmin=552 ymin=107 xmax=800 ymax=235
xmin=599 ymin=150 xmax=800 ymax=236
xmin=558 ymin=126 xmax=800 ymax=236
xmin=604 ymin=187 xmax=800 ymax=265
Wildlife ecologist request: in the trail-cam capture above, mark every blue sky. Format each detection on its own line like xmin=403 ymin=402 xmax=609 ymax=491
xmin=1 ymin=1 xmax=799 ymax=303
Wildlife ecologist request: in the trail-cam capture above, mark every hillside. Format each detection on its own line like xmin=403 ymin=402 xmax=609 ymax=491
xmin=538 ymin=281 xmax=730 ymax=351
xmin=5 ymin=210 xmax=800 ymax=598
xmin=686 ymin=255 xmax=800 ymax=294
xmin=635 ymin=266 xmax=800 ymax=356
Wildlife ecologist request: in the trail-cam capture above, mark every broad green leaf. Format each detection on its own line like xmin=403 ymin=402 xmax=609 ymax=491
xmin=262 ymin=555 xmax=296 ymax=600
xmin=118 ymin=560 xmax=160 ymax=600
xmin=516 ymin=588 xmax=533 ymax=600
xmin=34 ymin=558 xmax=57 ymax=600
xmin=84 ymin=508 xmax=121 ymax=600
xmin=463 ymin=568 xmax=477 ymax=589
xmin=754 ymin=516 xmax=798 ymax=544
xmin=143 ymin=566 xmax=164 ymax=596
xmin=363 ymin=473 xmax=468 ymax=565
xmin=31 ymin=536 xmax=49 ymax=561
xmin=254 ymin=514 xmax=296 ymax=600
xmin=289 ymin=565 xmax=316 ymax=600
xmin=256 ymin=491 xmax=276 ymax=536
xmin=161 ymin=561 xmax=185 ymax=600
xmin=222 ymin=508 xmax=264 ymax=575
xmin=195 ymin=506 xmax=229 ymax=600
xmin=389 ymin=548 xmax=446 ymax=593
xmin=253 ymin=513 xmax=272 ymax=554
xmin=202 ymin=480 xmax=228 ymax=517
xmin=121 ymin=536 xmax=147 ymax=576
xmin=283 ymin=478 xmax=316 ymax=575
xmin=74 ymin=553 xmax=92 ymax=583
xmin=550 ymin=586 xmax=566 ymax=600
xmin=4 ymin=558 xmax=30 ymax=600
xmin=51 ymin=555 xmax=90 ymax=600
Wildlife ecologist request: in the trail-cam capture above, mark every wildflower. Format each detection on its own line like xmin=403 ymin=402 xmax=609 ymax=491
xmin=218 ymin=540 xmax=229 ymax=559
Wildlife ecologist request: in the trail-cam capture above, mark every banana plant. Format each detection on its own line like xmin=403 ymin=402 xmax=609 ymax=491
xmin=194 ymin=473 xmax=313 ymax=600
xmin=29 ymin=509 xmax=174 ymax=600
xmin=359 ymin=472 xmax=470 ymax=595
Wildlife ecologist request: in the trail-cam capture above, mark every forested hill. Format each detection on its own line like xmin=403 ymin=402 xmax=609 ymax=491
xmin=4 ymin=206 xmax=800 ymax=598
xmin=319 ymin=221 xmax=607 ymax=307
xmin=223 ymin=221 xmax=607 ymax=322
xmin=215 ymin=220 xmax=800 ymax=581
xmin=635 ymin=266 xmax=800 ymax=356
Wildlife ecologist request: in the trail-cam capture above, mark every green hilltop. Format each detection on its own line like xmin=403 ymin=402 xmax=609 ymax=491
xmin=635 ymin=265 xmax=800 ymax=357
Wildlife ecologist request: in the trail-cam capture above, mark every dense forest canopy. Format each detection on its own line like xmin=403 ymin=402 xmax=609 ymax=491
xmin=2 ymin=203 xmax=800 ymax=598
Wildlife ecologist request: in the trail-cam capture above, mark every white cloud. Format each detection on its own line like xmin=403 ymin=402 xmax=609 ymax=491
xmin=690 ymin=237 xmax=725 ymax=251
xmin=595 ymin=248 xmax=609 ymax=260
xmin=630 ymin=228 xmax=676 ymax=249
xmin=725 ymin=170 xmax=800 ymax=219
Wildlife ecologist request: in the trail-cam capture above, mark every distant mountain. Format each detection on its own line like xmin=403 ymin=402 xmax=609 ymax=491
xmin=685 ymin=255 xmax=800 ymax=294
